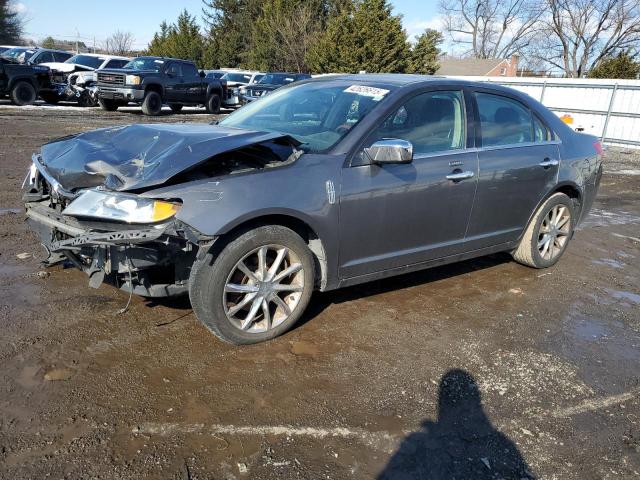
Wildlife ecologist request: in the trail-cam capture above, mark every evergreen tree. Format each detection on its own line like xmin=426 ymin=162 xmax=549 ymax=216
xmin=0 ymin=0 xmax=22 ymax=44
xmin=407 ymin=29 xmax=443 ymax=75
xmin=41 ymin=36 xmax=56 ymax=49
xmin=588 ymin=51 xmax=640 ymax=80
xmin=146 ymin=12 xmax=205 ymax=66
xmin=308 ymin=0 xmax=410 ymax=73
xmin=202 ymin=0 xmax=263 ymax=68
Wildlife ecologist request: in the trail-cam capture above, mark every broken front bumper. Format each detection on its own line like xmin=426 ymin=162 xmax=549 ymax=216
xmin=25 ymin=202 xmax=197 ymax=297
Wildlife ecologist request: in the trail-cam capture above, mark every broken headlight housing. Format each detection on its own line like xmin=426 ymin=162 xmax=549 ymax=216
xmin=63 ymin=190 xmax=180 ymax=224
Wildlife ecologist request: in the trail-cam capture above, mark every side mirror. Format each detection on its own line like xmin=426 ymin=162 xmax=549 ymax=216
xmin=200 ymin=70 xmax=205 ymax=78
xmin=364 ymin=139 xmax=413 ymax=164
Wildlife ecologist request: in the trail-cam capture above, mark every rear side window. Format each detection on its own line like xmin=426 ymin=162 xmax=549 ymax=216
xmin=54 ymin=52 xmax=72 ymax=62
xmin=476 ymin=93 xmax=532 ymax=147
xmin=369 ymin=90 xmax=466 ymax=156
xmin=34 ymin=52 xmax=54 ymax=64
xmin=106 ymin=59 xmax=128 ymax=69
xmin=182 ymin=63 xmax=198 ymax=77
xmin=533 ymin=115 xmax=550 ymax=142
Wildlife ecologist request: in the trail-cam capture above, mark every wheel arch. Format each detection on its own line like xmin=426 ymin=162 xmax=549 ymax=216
xmin=8 ymin=76 xmax=38 ymax=92
xmin=144 ymin=83 xmax=164 ymax=98
xmin=213 ymin=212 xmax=329 ymax=291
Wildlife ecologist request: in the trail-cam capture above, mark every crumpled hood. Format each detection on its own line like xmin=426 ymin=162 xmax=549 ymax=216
xmin=38 ymin=123 xmax=297 ymax=192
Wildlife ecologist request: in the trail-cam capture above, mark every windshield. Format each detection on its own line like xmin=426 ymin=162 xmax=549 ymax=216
xmin=222 ymin=72 xmax=253 ymax=83
xmin=220 ymin=81 xmax=395 ymax=153
xmin=123 ymin=57 xmax=164 ymax=72
xmin=1 ymin=47 xmax=35 ymax=63
xmin=65 ymin=55 xmax=104 ymax=69
xmin=258 ymin=74 xmax=300 ymax=85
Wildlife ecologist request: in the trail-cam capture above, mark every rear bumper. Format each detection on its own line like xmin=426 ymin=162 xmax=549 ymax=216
xmin=97 ymin=86 xmax=144 ymax=102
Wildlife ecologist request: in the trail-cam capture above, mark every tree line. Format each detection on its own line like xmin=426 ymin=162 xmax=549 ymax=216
xmin=147 ymin=0 xmax=443 ymax=75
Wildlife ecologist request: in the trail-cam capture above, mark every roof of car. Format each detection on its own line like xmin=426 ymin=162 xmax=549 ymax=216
xmin=73 ymin=53 xmax=130 ymax=60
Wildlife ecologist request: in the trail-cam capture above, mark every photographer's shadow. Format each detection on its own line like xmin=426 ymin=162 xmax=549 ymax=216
xmin=379 ymin=369 xmax=536 ymax=480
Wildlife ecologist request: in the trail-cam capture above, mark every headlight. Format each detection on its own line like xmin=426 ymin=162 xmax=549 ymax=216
xmin=125 ymin=75 xmax=141 ymax=85
xmin=63 ymin=190 xmax=180 ymax=224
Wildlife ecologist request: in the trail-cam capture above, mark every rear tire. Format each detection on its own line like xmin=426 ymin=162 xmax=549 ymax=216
xmin=513 ymin=193 xmax=574 ymax=268
xmin=141 ymin=90 xmax=162 ymax=116
xmin=205 ymin=93 xmax=221 ymax=114
xmin=99 ymin=99 xmax=119 ymax=111
xmin=10 ymin=81 xmax=37 ymax=106
xmin=169 ymin=103 xmax=183 ymax=113
xmin=189 ymin=225 xmax=315 ymax=345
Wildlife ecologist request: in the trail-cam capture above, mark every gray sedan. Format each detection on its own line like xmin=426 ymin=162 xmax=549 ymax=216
xmin=23 ymin=74 xmax=603 ymax=344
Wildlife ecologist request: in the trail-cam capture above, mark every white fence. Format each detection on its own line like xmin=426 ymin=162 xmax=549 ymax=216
xmin=449 ymin=76 xmax=640 ymax=149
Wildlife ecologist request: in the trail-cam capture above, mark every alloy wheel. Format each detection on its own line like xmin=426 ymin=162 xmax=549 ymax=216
xmin=537 ymin=204 xmax=571 ymax=261
xmin=223 ymin=245 xmax=304 ymax=333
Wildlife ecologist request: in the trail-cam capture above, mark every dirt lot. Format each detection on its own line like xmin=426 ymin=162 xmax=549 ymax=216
xmin=0 ymin=101 xmax=639 ymax=479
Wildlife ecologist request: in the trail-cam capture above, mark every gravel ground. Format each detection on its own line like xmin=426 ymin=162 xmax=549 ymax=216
xmin=0 ymin=101 xmax=639 ymax=479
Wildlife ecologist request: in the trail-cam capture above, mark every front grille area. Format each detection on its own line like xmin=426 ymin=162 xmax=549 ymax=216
xmin=97 ymin=72 xmax=125 ymax=86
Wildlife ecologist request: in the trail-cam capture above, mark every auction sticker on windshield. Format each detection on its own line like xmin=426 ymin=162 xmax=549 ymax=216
xmin=344 ymin=85 xmax=390 ymax=100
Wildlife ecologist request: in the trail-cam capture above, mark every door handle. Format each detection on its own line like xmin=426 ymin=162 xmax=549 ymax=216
xmin=446 ymin=171 xmax=475 ymax=181
xmin=539 ymin=158 xmax=559 ymax=168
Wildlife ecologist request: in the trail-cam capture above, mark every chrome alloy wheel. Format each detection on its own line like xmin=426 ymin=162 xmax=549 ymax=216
xmin=537 ymin=204 xmax=571 ymax=261
xmin=223 ymin=245 xmax=305 ymax=333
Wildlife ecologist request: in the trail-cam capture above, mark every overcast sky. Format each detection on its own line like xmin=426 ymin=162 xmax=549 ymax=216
xmin=14 ymin=0 xmax=441 ymax=51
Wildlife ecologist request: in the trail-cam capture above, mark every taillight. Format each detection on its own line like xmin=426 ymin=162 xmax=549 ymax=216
xmin=593 ymin=141 xmax=603 ymax=156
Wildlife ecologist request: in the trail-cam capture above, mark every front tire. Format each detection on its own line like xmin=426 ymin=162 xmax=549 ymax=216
xmin=513 ymin=192 xmax=575 ymax=268
xmin=189 ymin=226 xmax=315 ymax=345
xmin=10 ymin=81 xmax=37 ymax=106
xmin=99 ymin=99 xmax=120 ymax=111
xmin=141 ymin=90 xmax=163 ymax=116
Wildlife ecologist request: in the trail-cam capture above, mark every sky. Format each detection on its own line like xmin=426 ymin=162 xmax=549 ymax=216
xmin=13 ymin=0 xmax=441 ymax=51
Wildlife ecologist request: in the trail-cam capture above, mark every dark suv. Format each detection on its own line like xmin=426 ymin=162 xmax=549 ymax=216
xmin=96 ymin=56 xmax=227 ymax=115
xmin=240 ymin=72 xmax=311 ymax=103
xmin=0 ymin=57 xmax=51 ymax=105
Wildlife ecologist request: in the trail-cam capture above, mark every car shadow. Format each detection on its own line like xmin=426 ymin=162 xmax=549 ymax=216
xmin=378 ymin=369 xmax=536 ymax=479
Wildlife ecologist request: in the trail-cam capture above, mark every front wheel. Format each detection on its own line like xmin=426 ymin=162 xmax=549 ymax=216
xmin=141 ymin=90 xmax=163 ymax=116
xmin=512 ymin=192 xmax=575 ymax=268
xmin=189 ymin=226 xmax=315 ymax=345
xmin=10 ymin=81 xmax=37 ymax=106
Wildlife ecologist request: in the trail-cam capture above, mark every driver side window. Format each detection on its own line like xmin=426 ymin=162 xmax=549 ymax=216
xmin=369 ymin=90 xmax=466 ymax=156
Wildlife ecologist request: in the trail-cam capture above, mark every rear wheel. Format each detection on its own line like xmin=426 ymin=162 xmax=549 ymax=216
xmin=513 ymin=192 xmax=574 ymax=268
xmin=205 ymin=93 xmax=221 ymax=114
xmin=10 ymin=81 xmax=36 ymax=106
xmin=99 ymin=99 xmax=120 ymax=111
xmin=189 ymin=225 xmax=315 ymax=345
xmin=141 ymin=90 xmax=162 ymax=116
xmin=169 ymin=103 xmax=183 ymax=113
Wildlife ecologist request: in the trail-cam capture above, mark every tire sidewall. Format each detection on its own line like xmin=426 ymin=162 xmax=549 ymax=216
xmin=529 ymin=194 xmax=574 ymax=268
xmin=206 ymin=93 xmax=221 ymax=114
xmin=11 ymin=81 xmax=36 ymax=106
xmin=191 ymin=226 xmax=315 ymax=345
xmin=143 ymin=91 xmax=162 ymax=116
xmin=99 ymin=99 xmax=119 ymax=111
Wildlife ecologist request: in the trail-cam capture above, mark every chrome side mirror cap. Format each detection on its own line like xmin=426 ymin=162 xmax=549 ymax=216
xmin=364 ymin=139 xmax=413 ymax=164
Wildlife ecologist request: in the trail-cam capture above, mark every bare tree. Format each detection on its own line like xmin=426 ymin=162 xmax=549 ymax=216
xmin=103 ymin=31 xmax=135 ymax=56
xmin=439 ymin=0 xmax=543 ymax=58
xmin=537 ymin=0 xmax=640 ymax=77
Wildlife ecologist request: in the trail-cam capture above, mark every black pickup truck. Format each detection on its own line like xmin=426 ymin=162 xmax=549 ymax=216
xmin=96 ymin=56 xmax=227 ymax=115
xmin=0 ymin=57 xmax=52 ymax=105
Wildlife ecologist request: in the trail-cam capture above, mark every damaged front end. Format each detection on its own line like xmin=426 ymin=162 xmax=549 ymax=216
xmin=23 ymin=157 xmax=202 ymax=297
xmin=22 ymin=123 xmax=301 ymax=298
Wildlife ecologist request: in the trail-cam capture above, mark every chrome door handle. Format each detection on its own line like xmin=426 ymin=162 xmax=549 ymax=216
xmin=539 ymin=158 xmax=559 ymax=167
xmin=446 ymin=171 xmax=475 ymax=181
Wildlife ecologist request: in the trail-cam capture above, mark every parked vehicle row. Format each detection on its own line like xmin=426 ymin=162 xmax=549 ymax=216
xmin=1 ymin=50 xmax=311 ymax=116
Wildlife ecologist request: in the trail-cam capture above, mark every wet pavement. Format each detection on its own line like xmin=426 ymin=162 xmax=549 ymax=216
xmin=0 ymin=102 xmax=639 ymax=479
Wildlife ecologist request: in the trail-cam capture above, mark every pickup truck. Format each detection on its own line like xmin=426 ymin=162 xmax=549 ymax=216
xmin=96 ymin=56 xmax=227 ymax=115
xmin=0 ymin=57 xmax=51 ymax=105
